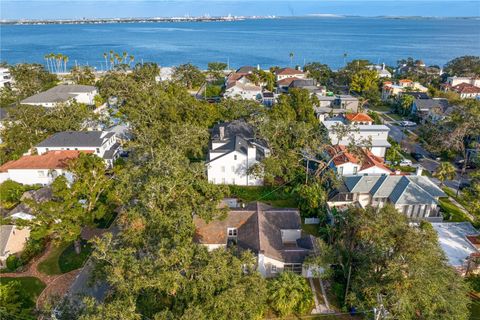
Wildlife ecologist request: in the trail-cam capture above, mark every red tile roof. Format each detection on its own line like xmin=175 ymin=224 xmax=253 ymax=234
xmin=277 ymin=77 xmax=302 ymax=86
xmin=452 ymin=83 xmax=480 ymax=94
xmin=399 ymin=79 xmax=413 ymax=83
xmin=328 ymin=145 xmax=391 ymax=173
xmin=345 ymin=113 xmax=373 ymax=123
xmin=275 ymin=68 xmax=304 ymax=76
xmin=0 ymin=150 xmax=89 ymax=172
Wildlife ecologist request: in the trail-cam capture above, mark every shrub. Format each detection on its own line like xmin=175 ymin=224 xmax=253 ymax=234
xmin=0 ymin=180 xmax=27 ymax=209
xmin=6 ymin=255 xmax=20 ymax=271
xmin=268 ymin=271 xmax=314 ymax=316
xmin=19 ymin=238 xmax=47 ymax=266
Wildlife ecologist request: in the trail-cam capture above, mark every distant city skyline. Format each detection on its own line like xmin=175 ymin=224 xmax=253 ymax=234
xmin=1 ymin=0 xmax=480 ymax=20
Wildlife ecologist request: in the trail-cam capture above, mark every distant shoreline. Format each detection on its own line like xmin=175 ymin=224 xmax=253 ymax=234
xmin=1 ymin=15 xmax=478 ymax=26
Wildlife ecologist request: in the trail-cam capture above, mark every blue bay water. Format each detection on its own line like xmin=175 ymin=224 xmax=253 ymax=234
xmin=1 ymin=17 xmax=479 ymax=70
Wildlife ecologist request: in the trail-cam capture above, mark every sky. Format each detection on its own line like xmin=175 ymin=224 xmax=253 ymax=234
xmin=1 ymin=0 xmax=480 ymax=19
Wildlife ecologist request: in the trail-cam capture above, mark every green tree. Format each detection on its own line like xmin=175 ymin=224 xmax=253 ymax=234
xmin=0 ymin=102 xmax=94 ymax=163
xmin=70 ymin=66 xmax=95 ymax=85
xmin=9 ymin=63 xmax=58 ymax=102
xmin=28 ymin=153 xmax=114 ymax=254
xmin=444 ymin=56 xmax=480 ymax=77
xmin=330 ymin=205 xmax=471 ymax=319
xmin=433 ymin=162 xmax=457 ymax=187
xmin=0 ymin=280 xmax=34 ymax=320
xmin=173 ymin=63 xmax=206 ymax=89
xmin=350 ymin=69 xmax=379 ymax=97
xmin=304 ymin=62 xmax=332 ymax=85
xmin=385 ymin=139 xmax=403 ymax=163
xmin=267 ymin=271 xmax=313 ymax=317
xmin=396 ymin=94 xmax=415 ymax=116
xmin=207 ymin=62 xmax=227 ymax=81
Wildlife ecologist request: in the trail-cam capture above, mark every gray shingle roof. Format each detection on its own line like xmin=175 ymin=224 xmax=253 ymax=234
xmin=343 ymin=175 xmax=445 ymax=205
xmin=414 ymin=98 xmax=450 ymax=112
xmin=0 ymin=225 xmax=14 ymax=256
xmin=21 ymin=85 xmax=96 ymax=104
xmin=37 ymin=131 xmax=115 ymax=148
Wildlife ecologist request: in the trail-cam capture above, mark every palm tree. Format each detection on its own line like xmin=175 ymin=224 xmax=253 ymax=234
xmin=433 ymin=162 xmax=457 ymax=187
xmin=44 ymin=54 xmax=51 ymax=73
xmin=129 ymin=55 xmax=135 ymax=68
xmin=63 ymin=55 xmax=69 ymax=73
xmin=268 ymin=271 xmax=313 ymax=317
xmin=289 ymin=52 xmax=294 ymax=67
xmin=122 ymin=51 xmax=128 ymax=65
xmin=103 ymin=53 xmax=108 ymax=71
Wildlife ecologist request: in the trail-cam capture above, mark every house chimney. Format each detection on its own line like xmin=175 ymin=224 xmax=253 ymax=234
xmin=416 ymin=166 xmax=423 ymax=176
xmin=219 ymin=126 xmax=225 ymax=140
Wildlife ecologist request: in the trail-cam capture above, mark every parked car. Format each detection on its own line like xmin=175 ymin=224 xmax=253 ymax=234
xmin=411 ymin=152 xmax=425 ymax=161
xmin=400 ymin=121 xmax=416 ymax=127
xmin=399 ymin=159 xmax=413 ymax=166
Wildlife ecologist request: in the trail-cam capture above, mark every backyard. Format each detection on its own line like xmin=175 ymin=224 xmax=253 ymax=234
xmin=37 ymin=240 xmax=92 ymax=275
xmin=228 ymin=185 xmax=298 ymax=208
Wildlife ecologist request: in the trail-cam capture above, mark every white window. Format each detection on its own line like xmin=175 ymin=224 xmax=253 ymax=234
xmin=234 ymin=155 xmax=237 ymax=160
xmin=227 ymin=228 xmax=237 ymax=237
xmin=45 ymin=148 xmax=49 ymax=152
xmin=271 ymin=265 xmax=277 ymax=273
xmin=338 ymin=167 xmax=343 ymax=175
xmin=353 ymin=167 xmax=358 ymax=175
xmin=96 ymin=148 xmax=100 ymax=153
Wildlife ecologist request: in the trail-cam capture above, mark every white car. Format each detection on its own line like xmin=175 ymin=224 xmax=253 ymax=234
xmin=400 ymin=121 xmax=416 ymax=127
xmin=399 ymin=159 xmax=413 ymax=166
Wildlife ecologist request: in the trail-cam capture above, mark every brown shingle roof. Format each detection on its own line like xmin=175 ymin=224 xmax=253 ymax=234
xmin=194 ymin=202 xmax=313 ymax=263
xmin=453 ymin=83 xmax=480 ymax=94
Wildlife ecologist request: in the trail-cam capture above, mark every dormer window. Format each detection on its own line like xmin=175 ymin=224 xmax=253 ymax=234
xmin=227 ymin=228 xmax=237 ymax=238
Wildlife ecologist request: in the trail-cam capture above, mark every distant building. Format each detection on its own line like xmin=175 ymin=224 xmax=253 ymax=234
xmin=432 ymin=222 xmax=480 ymax=276
xmin=367 ymin=63 xmax=392 ymax=78
xmin=382 ymin=80 xmax=428 ymax=101
xmin=36 ymin=131 xmax=120 ymax=167
xmin=21 ymin=84 xmax=97 ymax=108
xmin=314 ymin=95 xmax=359 ymax=115
xmin=206 ymin=120 xmax=269 ymax=186
xmin=224 ymin=81 xmax=262 ymax=100
xmin=445 ymin=76 xmax=480 ymax=88
xmin=275 ymin=67 xmax=305 ymax=82
xmin=0 ymin=67 xmax=12 ymax=88
xmin=450 ymin=83 xmax=480 ymax=99
xmin=0 ymin=150 xmax=83 ymax=185
xmin=194 ymin=202 xmax=316 ymax=277
xmin=328 ymin=174 xmax=446 ymax=222
xmin=0 ymin=225 xmax=30 ymax=268
xmin=411 ymin=98 xmax=452 ymax=123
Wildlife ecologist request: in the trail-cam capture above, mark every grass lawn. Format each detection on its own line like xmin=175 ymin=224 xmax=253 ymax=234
xmin=229 ymin=185 xmax=297 ymax=208
xmin=0 ymin=276 xmax=46 ymax=308
xmin=38 ymin=241 xmax=92 ymax=275
xmin=301 ymin=222 xmax=320 ymax=237
xmin=442 ymin=187 xmax=470 ymax=209
xmin=387 ymin=112 xmax=404 ymax=121
xmin=439 ymin=198 xmax=471 ymax=223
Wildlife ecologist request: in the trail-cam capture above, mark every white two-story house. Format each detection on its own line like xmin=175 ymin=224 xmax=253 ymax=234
xmin=206 ymin=120 xmax=269 ymax=186
xmin=36 ymin=131 xmax=120 ymax=167
xmin=21 ymin=84 xmax=97 ymax=108
xmin=321 ymin=114 xmax=391 ymax=158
